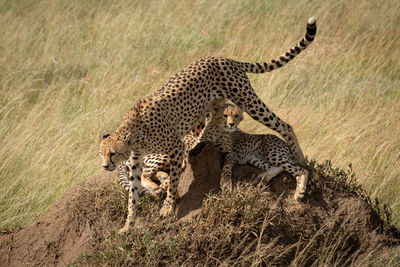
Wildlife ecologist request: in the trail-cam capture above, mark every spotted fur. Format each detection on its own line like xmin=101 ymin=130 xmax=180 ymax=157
xmin=201 ymin=104 xmax=308 ymax=200
xmin=116 ymin=101 xmax=220 ymax=194
xmin=99 ymin=17 xmax=317 ymax=233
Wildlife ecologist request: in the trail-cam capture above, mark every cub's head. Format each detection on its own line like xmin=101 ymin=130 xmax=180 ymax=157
xmin=219 ymin=104 xmax=244 ymax=132
xmin=99 ymin=131 xmax=131 ymax=171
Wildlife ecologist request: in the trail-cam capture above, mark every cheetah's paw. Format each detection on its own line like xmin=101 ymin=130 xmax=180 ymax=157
xmin=118 ymin=225 xmax=130 ymax=235
xmin=159 ymin=203 xmax=173 ymax=218
xmin=294 ymin=190 xmax=306 ymax=201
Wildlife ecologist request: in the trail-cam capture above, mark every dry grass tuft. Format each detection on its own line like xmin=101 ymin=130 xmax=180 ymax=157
xmin=76 ymin=161 xmax=400 ymax=266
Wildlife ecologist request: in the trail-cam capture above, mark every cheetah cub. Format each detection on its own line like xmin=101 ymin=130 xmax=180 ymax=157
xmin=201 ymin=104 xmax=308 ymax=200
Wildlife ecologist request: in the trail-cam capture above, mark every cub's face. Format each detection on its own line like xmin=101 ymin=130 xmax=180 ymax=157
xmin=220 ymin=105 xmax=244 ymax=132
xmin=99 ymin=132 xmax=129 ymax=171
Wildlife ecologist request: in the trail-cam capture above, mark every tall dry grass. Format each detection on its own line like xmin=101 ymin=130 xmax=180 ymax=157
xmin=0 ymin=0 xmax=399 ymax=228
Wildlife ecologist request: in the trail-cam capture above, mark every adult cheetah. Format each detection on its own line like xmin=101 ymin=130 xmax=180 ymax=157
xmin=100 ymin=17 xmax=317 ymax=233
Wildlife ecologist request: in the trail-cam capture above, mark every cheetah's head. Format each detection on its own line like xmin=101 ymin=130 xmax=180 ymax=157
xmin=219 ymin=104 xmax=244 ymax=132
xmin=99 ymin=131 xmax=132 ymax=171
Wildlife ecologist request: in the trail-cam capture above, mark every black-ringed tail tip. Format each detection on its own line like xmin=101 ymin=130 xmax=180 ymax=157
xmin=305 ymin=16 xmax=317 ymax=42
xmin=239 ymin=16 xmax=318 ymax=74
xmin=308 ymin=16 xmax=317 ymax=25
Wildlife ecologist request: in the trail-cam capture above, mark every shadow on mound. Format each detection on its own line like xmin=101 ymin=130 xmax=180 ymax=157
xmin=176 ymin=141 xmax=222 ymax=221
xmin=1 ymin=142 xmax=399 ymax=266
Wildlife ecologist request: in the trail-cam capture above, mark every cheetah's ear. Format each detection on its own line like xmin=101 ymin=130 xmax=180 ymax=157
xmin=102 ymin=131 xmax=111 ymax=139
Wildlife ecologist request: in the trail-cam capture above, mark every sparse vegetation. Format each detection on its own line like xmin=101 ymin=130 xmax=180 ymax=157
xmin=73 ymin=160 xmax=399 ymax=266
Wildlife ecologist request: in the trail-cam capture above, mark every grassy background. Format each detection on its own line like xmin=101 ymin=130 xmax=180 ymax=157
xmin=0 ymin=0 xmax=399 ymax=229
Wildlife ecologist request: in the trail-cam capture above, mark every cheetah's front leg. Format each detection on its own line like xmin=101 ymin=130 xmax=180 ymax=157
xmin=159 ymin=142 xmax=185 ymax=218
xmin=118 ymin=152 xmax=143 ymax=234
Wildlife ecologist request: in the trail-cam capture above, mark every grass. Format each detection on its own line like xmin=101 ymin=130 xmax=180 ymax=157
xmin=0 ymin=0 xmax=399 ymax=235
xmin=73 ymin=160 xmax=399 ymax=266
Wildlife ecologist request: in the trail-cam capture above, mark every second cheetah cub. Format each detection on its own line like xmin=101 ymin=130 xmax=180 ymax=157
xmin=201 ymin=104 xmax=308 ymax=200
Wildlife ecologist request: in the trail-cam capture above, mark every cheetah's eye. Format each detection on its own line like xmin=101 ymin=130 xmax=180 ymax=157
xmin=235 ymin=115 xmax=239 ymax=118
xmin=110 ymin=152 xmax=116 ymax=157
xmin=223 ymin=115 xmax=228 ymax=118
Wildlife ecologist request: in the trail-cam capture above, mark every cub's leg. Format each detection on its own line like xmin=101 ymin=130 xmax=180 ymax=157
xmin=247 ymin=154 xmax=283 ymax=184
xmin=221 ymin=152 xmax=237 ymax=191
xmin=142 ymin=154 xmax=170 ymax=197
xmin=117 ymin=162 xmax=131 ymax=191
xmin=155 ymin=171 xmax=169 ymax=196
xmin=117 ymin=155 xmax=166 ymax=196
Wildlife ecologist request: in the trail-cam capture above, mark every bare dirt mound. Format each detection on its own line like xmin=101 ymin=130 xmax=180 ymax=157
xmin=1 ymin=142 xmax=399 ymax=266
xmin=0 ymin=142 xmax=222 ymax=267
xmin=0 ymin=172 xmax=115 ymax=267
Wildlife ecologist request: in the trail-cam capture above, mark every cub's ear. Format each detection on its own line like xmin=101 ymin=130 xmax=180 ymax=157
xmin=101 ymin=131 xmax=111 ymax=139
xmin=205 ymin=112 xmax=212 ymax=121
xmin=123 ymin=132 xmax=131 ymax=141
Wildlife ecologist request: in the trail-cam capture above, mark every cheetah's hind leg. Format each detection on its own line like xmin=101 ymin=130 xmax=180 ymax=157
xmin=228 ymin=78 xmax=306 ymax=166
xmin=278 ymin=157 xmax=309 ymax=201
xmin=294 ymin=168 xmax=309 ymax=201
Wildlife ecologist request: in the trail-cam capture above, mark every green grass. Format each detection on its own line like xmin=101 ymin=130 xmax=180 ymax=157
xmin=1 ymin=0 xmax=400 ymax=232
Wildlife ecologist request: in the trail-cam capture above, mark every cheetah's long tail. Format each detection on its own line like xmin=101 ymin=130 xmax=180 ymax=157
xmin=239 ymin=17 xmax=317 ymax=73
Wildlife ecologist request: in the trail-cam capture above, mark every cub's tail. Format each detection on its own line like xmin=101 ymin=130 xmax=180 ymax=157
xmin=238 ymin=17 xmax=317 ymax=73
